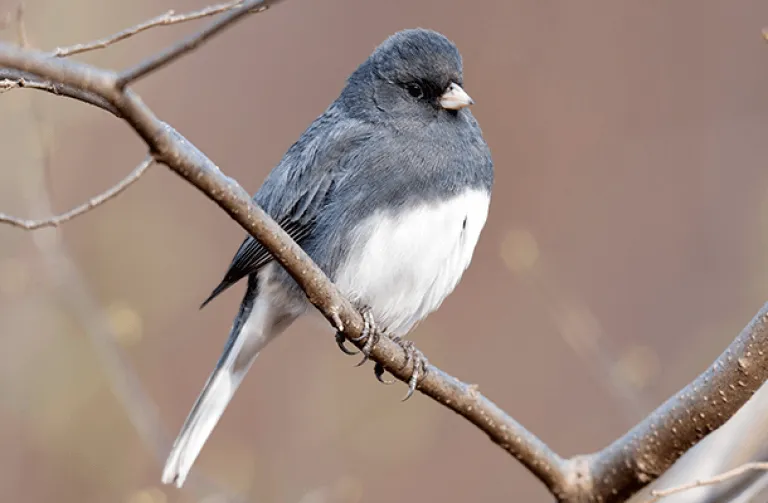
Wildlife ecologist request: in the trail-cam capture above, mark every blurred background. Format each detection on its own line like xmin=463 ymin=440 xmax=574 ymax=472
xmin=2 ymin=1 xmax=768 ymax=502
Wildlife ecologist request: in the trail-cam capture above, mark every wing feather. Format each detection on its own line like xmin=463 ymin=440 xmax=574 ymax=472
xmin=200 ymin=107 xmax=371 ymax=307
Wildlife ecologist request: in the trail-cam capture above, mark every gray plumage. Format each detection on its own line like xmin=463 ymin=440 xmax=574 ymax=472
xmin=163 ymin=28 xmax=493 ymax=487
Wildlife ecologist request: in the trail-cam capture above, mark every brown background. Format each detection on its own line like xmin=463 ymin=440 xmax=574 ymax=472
xmin=2 ymin=1 xmax=768 ymax=502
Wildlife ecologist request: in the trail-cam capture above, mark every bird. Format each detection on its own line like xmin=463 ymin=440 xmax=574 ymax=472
xmin=161 ymin=27 xmax=493 ymax=488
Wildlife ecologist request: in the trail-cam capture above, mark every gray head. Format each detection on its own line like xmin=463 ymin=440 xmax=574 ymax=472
xmin=340 ymin=29 xmax=474 ymax=124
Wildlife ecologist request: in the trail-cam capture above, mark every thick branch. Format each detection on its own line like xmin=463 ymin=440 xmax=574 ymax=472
xmin=3 ymin=9 xmax=768 ymax=503
xmin=573 ymin=304 xmax=768 ymax=502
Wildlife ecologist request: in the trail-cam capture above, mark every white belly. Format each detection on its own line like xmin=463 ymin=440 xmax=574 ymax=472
xmin=334 ymin=188 xmax=490 ymax=337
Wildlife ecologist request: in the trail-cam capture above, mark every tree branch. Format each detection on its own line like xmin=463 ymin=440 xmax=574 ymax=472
xmin=647 ymin=462 xmax=768 ymax=502
xmin=0 ymin=68 xmax=119 ymax=114
xmin=2 ymin=6 xmax=768 ymax=503
xmin=51 ymin=0 xmax=249 ymax=57
xmin=572 ymin=303 xmax=768 ymax=502
xmin=6 ymin=7 xmax=249 ymax=499
xmin=0 ymin=155 xmax=153 ymax=230
xmin=115 ymin=0 xmax=284 ymax=89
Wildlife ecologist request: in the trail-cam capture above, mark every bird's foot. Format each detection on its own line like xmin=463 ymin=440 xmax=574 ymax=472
xmin=334 ymin=310 xmax=426 ymax=399
xmin=335 ymin=306 xmax=380 ymax=362
xmin=395 ymin=338 xmax=429 ymax=401
xmin=373 ymin=336 xmax=428 ymax=400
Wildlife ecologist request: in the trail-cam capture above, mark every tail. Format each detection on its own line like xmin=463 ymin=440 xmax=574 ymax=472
xmin=163 ymin=273 xmax=291 ymax=488
xmin=162 ymin=355 xmax=249 ymax=487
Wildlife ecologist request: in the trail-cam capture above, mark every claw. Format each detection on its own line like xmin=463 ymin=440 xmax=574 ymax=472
xmin=330 ymin=311 xmax=344 ymax=333
xmin=402 ymin=364 xmax=420 ymax=401
xmin=335 ymin=331 xmax=359 ymax=355
xmin=374 ymin=362 xmax=395 ymax=385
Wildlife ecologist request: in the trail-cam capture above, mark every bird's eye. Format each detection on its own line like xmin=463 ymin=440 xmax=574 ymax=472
xmin=404 ymin=82 xmax=424 ymax=99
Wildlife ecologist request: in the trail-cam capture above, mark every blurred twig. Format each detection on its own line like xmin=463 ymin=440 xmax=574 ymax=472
xmin=0 ymin=156 xmax=153 ymax=230
xmin=52 ymin=0 xmax=248 ymax=57
xmin=2 ymin=4 xmax=768 ymax=503
xmin=647 ymin=463 xmax=768 ymax=502
xmin=6 ymin=7 xmax=245 ymax=502
xmin=16 ymin=11 xmax=171 ymax=473
xmin=532 ymin=264 xmax=654 ymax=421
xmin=14 ymin=4 xmax=28 ymax=48
xmin=24 ymin=136 xmax=238 ymax=502
xmin=689 ymin=384 xmax=768 ymax=503
xmin=0 ymin=10 xmax=11 ymax=30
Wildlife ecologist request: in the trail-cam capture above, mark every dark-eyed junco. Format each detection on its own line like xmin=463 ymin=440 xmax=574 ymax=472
xmin=162 ymin=28 xmax=493 ymax=487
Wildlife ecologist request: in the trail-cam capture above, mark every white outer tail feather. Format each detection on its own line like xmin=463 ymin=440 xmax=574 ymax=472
xmin=162 ymin=268 xmax=300 ymax=488
xmin=162 ymin=362 xmax=245 ymax=487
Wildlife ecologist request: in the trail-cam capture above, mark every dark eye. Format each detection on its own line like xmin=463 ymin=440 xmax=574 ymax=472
xmin=404 ymin=82 xmax=424 ymax=99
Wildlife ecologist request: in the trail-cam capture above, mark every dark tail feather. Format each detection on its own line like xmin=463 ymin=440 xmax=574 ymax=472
xmin=199 ymin=279 xmax=234 ymax=309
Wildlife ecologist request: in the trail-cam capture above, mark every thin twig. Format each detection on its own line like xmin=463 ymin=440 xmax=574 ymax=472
xmin=0 ymin=156 xmax=153 ymax=230
xmin=115 ymin=0 xmax=283 ymax=88
xmin=529 ymin=266 xmax=654 ymax=421
xmin=12 ymin=0 xmax=170 ymax=466
xmin=647 ymin=462 xmax=768 ymax=502
xmin=52 ymin=0 xmax=247 ymax=57
xmin=8 ymin=7 xmax=243 ymax=497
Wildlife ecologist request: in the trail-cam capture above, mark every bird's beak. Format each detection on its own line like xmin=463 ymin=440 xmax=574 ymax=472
xmin=439 ymin=82 xmax=474 ymax=110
